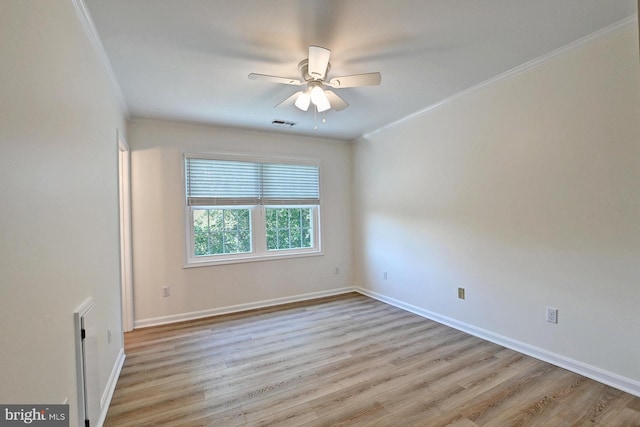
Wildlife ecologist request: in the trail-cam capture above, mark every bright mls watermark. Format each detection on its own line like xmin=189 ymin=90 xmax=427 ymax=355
xmin=0 ymin=405 xmax=68 ymax=426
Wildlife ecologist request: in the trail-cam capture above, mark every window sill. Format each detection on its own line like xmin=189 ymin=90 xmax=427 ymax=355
xmin=183 ymin=249 xmax=323 ymax=268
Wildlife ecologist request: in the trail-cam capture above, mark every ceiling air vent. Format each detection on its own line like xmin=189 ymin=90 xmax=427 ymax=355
xmin=271 ymin=119 xmax=297 ymax=127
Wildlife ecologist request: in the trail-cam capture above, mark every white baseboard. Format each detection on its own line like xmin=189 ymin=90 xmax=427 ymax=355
xmin=96 ymin=348 xmax=125 ymax=427
xmin=135 ymin=287 xmax=357 ymax=329
xmin=355 ymin=287 xmax=640 ymax=398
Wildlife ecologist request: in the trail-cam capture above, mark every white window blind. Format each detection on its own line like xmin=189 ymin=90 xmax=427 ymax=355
xmin=185 ymin=157 xmax=319 ymax=206
xmin=186 ymin=159 xmax=261 ymax=206
xmin=262 ymin=163 xmax=319 ymax=205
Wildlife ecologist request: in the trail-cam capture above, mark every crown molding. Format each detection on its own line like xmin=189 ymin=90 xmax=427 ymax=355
xmin=363 ymin=14 xmax=637 ymax=140
xmin=71 ymin=0 xmax=130 ymax=117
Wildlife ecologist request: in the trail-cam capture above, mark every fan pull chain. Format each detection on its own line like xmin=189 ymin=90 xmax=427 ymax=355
xmin=314 ymin=106 xmax=318 ymax=130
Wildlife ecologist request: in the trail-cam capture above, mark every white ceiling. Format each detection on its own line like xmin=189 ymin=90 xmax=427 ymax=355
xmin=84 ymin=0 xmax=636 ymax=141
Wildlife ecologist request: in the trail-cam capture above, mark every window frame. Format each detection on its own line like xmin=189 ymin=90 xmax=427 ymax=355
xmin=183 ymin=153 xmax=323 ymax=268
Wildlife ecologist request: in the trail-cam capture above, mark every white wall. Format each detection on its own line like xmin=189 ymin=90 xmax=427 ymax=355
xmin=353 ymin=21 xmax=640 ymax=391
xmin=128 ymin=119 xmax=353 ymax=325
xmin=0 ymin=1 xmax=126 ymax=424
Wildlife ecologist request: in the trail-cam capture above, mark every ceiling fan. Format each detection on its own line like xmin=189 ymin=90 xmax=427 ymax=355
xmin=249 ymin=46 xmax=381 ymax=113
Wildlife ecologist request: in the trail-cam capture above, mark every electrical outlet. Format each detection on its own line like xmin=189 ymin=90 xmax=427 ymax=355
xmin=335 ymin=267 xmax=340 ymax=275
xmin=163 ymin=286 xmax=170 ymax=297
xmin=458 ymin=287 xmax=465 ymax=299
xmin=383 ymin=271 xmax=388 ymax=280
xmin=107 ymin=327 xmax=112 ymax=343
xmin=546 ymin=307 xmax=558 ymax=324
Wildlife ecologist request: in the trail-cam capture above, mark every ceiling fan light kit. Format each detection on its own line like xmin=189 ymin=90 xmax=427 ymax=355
xmin=249 ymin=45 xmax=381 ymax=122
xmin=309 ymin=82 xmax=331 ymax=112
xmin=294 ymin=92 xmax=311 ymax=111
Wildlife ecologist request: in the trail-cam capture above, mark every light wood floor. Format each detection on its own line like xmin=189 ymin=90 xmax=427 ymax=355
xmin=105 ymin=293 xmax=640 ymax=426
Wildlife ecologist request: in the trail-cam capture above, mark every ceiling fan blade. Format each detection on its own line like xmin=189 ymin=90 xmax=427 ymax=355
xmin=327 ymin=72 xmax=381 ymax=88
xmin=308 ymin=46 xmax=331 ymax=80
xmin=274 ymin=91 xmax=303 ymax=108
xmin=249 ymin=73 xmax=303 ymax=86
xmin=325 ymin=90 xmax=349 ymax=111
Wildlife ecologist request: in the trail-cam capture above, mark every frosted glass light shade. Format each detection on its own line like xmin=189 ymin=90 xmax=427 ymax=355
xmin=294 ymin=92 xmax=311 ymax=111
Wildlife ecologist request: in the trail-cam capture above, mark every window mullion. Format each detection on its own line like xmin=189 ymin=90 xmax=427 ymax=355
xmin=253 ymin=205 xmax=266 ymax=256
xmin=220 ymin=210 xmax=225 ymax=254
xmin=207 ymin=209 xmax=212 ymax=255
xmin=287 ymin=209 xmax=292 ymax=249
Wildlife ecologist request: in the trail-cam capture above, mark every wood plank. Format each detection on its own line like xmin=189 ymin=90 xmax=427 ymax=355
xmin=104 ymin=293 xmax=640 ymax=426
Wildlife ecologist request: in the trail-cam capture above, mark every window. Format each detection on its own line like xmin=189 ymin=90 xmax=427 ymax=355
xmin=185 ymin=155 xmax=321 ymax=265
xmin=266 ymin=207 xmax=314 ymax=251
xmin=193 ymin=207 xmax=252 ymax=256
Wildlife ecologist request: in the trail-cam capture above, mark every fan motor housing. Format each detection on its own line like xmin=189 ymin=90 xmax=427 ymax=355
xmin=298 ymin=59 xmax=330 ymax=82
